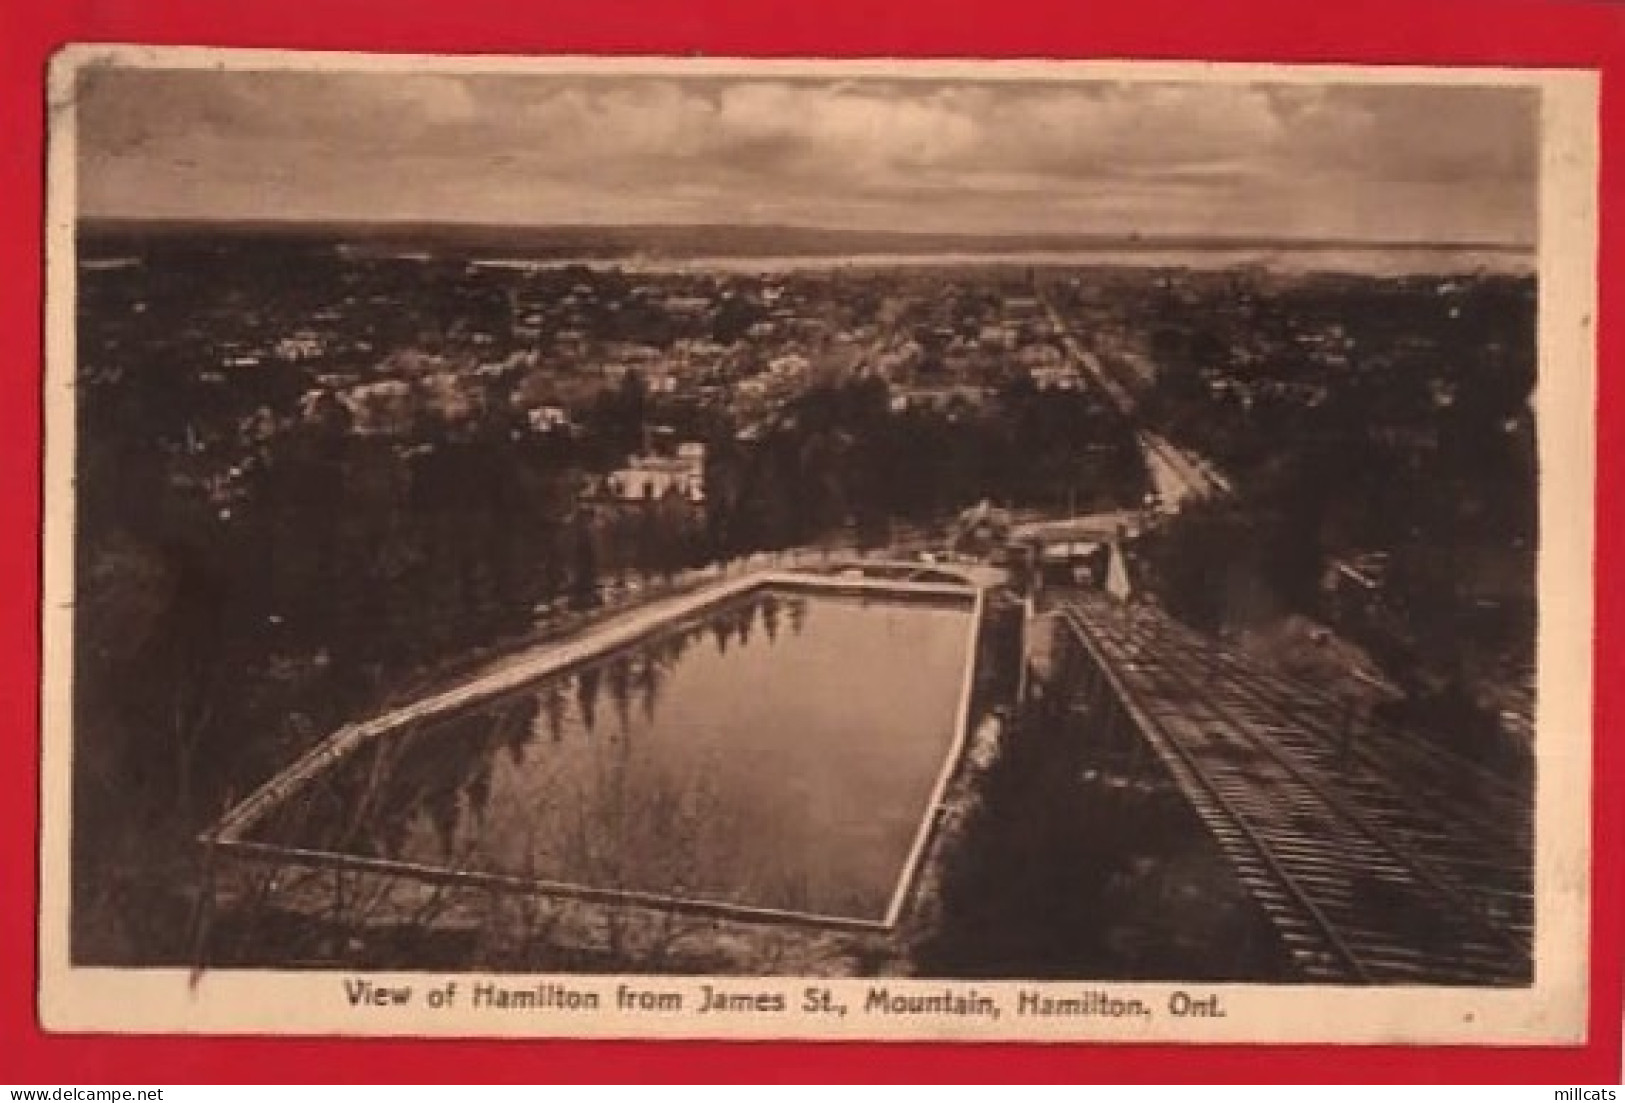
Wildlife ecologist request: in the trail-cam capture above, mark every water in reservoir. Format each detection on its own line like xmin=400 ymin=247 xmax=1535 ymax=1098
xmin=248 ymin=586 xmax=977 ymax=922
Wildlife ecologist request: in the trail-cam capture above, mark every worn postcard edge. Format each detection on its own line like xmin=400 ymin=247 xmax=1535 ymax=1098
xmin=34 ymin=46 xmax=1601 ymax=1045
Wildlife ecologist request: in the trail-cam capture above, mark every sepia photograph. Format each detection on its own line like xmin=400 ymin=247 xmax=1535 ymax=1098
xmin=36 ymin=49 xmax=1597 ymax=1042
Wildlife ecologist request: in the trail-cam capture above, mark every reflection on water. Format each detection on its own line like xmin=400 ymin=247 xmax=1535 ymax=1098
xmin=252 ymin=588 xmax=975 ymax=921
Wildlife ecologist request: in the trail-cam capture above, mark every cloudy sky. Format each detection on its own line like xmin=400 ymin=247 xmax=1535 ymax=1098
xmin=75 ymin=66 xmax=1539 ymax=244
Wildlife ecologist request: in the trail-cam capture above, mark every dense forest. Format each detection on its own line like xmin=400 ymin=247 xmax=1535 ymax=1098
xmin=705 ymin=375 xmax=1145 ymax=554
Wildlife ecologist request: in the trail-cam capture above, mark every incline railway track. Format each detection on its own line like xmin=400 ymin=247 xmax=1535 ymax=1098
xmin=1058 ymin=594 xmax=1533 ymax=985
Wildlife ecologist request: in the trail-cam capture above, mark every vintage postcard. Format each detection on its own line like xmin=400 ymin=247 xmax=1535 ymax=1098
xmin=37 ymin=47 xmax=1597 ymax=1043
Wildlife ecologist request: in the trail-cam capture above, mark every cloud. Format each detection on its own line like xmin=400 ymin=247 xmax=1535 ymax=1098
xmin=75 ymin=66 xmax=1538 ymax=243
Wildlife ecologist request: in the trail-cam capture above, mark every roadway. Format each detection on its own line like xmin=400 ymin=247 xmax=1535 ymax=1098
xmin=1037 ymin=290 xmax=1229 ymax=513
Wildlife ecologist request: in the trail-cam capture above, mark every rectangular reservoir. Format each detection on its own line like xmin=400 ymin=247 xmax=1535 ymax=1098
xmin=235 ymin=580 xmax=981 ymax=926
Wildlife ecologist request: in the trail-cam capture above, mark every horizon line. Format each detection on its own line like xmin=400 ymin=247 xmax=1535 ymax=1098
xmin=75 ymin=215 xmax=1534 ymax=253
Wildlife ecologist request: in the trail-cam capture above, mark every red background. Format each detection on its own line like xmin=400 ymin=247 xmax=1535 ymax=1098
xmin=1 ymin=0 xmax=1620 ymax=1084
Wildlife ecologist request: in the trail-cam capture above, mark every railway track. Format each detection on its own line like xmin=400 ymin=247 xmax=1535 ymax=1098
xmin=1058 ymin=595 xmax=1533 ymax=985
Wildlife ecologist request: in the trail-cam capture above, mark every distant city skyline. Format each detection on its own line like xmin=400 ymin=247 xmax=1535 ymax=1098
xmin=76 ymin=66 xmax=1539 ymax=246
